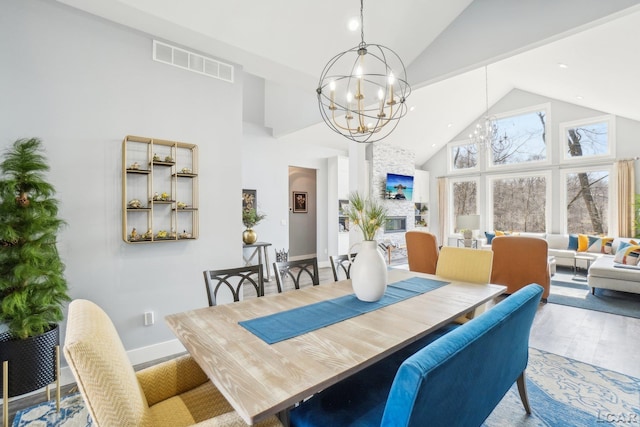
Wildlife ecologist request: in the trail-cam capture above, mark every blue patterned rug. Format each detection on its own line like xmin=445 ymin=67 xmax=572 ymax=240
xmin=12 ymin=348 xmax=640 ymax=426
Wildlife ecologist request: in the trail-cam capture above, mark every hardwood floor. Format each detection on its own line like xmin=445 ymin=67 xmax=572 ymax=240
xmin=4 ymin=261 xmax=639 ymax=424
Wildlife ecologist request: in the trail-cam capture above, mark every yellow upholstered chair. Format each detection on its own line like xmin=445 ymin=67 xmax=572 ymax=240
xmin=405 ymin=230 xmax=439 ymax=274
xmin=435 ymin=246 xmax=494 ymax=322
xmin=63 ymin=299 xmax=283 ymax=427
xmin=435 ymin=246 xmax=493 ymax=284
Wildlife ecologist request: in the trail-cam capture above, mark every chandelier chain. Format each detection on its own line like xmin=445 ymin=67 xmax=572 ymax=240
xmin=359 ymin=0 xmax=366 ymax=49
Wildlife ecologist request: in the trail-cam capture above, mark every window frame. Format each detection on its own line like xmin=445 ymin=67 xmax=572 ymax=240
xmin=487 ymin=103 xmax=552 ymax=172
xmin=485 ymin=170 xmax=552 ymax=233
xmin=447 ymin=140 xmax=480 ymax=175
xmin=558 ymin=115 xmax=616 ymax=164
xmin=448 ymin=176 xmax=480 ymax=235
xmin=559 ymin=165 xmax=613 ymax=235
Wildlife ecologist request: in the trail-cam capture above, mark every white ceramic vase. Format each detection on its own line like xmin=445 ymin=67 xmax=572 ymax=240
xmin=349 ymin=240 xmax=388 ymax=302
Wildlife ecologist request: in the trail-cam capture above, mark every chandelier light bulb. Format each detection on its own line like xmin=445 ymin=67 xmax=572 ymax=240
xmin=329 ymin=80 xmax=336 ymax=91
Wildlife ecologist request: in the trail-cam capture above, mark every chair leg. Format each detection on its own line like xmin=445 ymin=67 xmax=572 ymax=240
xmin=516 ymin=372 xmax=532 ymax=414
xmin=3 ymin=361 xmax=8 ymax=427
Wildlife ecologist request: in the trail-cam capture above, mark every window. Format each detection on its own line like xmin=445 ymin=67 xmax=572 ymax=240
xmin=450 ymin=177 xmax=478 ymax=233
xmin=562 ymin=168 xmax=610 ymax=235
xmin=489 ymin=105 xmax=550 ymax=169
xmin=448 ymin=141 xmax=478 ymax=173
xmin=560 ymin=115 xmax=615 ymax=162
xmin=487 ymin=172 xmax=550 ymax=233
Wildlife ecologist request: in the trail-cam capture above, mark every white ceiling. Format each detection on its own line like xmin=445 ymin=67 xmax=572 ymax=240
xmin=55 ymin=0 xmax=640 ymax=165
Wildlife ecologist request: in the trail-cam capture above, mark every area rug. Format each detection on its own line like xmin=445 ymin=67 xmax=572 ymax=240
xmin=12 ymin=393 xmax=91 ymax=426
xmin=13 ymin=348 xmax=640 ymax=427
xmin=548 ymin=279 xmax=640 ymax=319
xmin=484 ymin=347 xmax=640 ymax=426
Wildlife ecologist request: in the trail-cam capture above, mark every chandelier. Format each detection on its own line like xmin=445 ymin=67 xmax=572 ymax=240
xmin=469 ymin=66 xmax=497 ymax=151
xmin=316 ymin=0 xmax=411 ymax=143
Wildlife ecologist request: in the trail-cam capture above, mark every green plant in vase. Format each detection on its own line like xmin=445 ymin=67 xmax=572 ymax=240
xmin=344 ymin=191 xmax=388 ymax=241
xmin=242 ymin=208 xmax=266 ymax=244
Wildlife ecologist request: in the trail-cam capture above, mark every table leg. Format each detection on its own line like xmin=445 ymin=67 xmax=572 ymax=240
xmin=263 ymin=247 xmax=272 ymax=282
xmin=277 ymin=408 xmax=291 ymax=427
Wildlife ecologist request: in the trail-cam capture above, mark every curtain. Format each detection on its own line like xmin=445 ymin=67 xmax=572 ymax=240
xmin=438 ymin=177 xmax=447 ymax=246
xmin=617 ymin=160 xmax=635 ymax=237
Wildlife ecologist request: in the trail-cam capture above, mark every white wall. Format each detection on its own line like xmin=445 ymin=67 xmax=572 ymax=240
xmin=241 ymin=123 xmax=346 ymax=266
xmin=1 ymin=0 xmax=244 ymax=359
xmin=424 ymin=89 xmax=640 ymax=238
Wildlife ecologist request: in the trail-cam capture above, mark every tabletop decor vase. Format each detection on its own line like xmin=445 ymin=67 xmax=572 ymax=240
xmin=344 ymin=191 xmax=388 ymax=302
xmin=349 ymin=240 xmax=388 ymax=301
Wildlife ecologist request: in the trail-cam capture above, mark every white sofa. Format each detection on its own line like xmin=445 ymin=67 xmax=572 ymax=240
xmin=481 ymin=232 xmax=640 ymax=295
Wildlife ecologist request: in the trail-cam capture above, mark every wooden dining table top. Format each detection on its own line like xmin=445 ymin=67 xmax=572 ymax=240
xmin=165 ymin=268 xmax=506 ymax=425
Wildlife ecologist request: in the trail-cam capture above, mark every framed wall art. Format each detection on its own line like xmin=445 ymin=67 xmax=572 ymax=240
xmin=242 ymin=189 xmax=257 ymax=211
xmin=293 ymin=191 xmax=308 ymax=213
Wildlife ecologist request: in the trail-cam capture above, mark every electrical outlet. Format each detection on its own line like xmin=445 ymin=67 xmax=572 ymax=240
xmin=143 ymin=311 xmax=154 ymax=326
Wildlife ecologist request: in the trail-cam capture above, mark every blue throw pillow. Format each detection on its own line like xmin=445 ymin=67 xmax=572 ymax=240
xmin=485 ymin=232 xmax=496 ymax=244
xmin=567 ymin=234 xmax=578 ymax=250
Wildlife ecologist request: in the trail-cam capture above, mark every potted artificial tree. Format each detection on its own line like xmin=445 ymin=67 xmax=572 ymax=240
xmin=0 ymin=138 xmax=69 ymax=399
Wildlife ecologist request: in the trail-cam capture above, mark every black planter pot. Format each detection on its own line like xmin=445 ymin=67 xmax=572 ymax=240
xmin=0 ymin=324 xmax=59 ymax=398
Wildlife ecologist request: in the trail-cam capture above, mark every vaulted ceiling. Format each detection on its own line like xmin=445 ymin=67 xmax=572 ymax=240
xmin=56 ymin=0 xmax=640 ymax=165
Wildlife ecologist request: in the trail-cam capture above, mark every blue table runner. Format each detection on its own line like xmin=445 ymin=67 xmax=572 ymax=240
xmin=239 ymin=277 xmax=449 ymax=344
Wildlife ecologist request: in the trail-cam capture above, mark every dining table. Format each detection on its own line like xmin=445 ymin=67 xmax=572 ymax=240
xmin=165 ymin=268 xmax=506 ymax=426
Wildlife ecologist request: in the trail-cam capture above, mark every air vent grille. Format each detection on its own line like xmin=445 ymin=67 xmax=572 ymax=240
xmin=153 ymin=40 xmax=234 ymax=83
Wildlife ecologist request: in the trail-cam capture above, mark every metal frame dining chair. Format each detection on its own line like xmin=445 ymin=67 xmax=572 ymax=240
xmin=203 ymin=264 xmax=264 ymax=306
xmin=273 ymin=257 xmax=319 ymax=292
xmin=329 ymin=254 xmax=357 ymax=281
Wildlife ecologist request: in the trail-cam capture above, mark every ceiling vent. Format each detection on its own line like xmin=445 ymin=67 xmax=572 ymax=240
xmin=153 ymin=40 xmax=234 ymax=83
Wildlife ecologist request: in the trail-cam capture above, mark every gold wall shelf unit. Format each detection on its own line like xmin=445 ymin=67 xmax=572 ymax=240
xmin=122 ymin=135 xmax=199 ymax=243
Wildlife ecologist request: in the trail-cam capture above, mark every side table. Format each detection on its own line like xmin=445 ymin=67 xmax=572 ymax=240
xmin=243 ymin=242 xmax=272 ymax=282
xmin=457 ymin=238 xmax=478 ymax=248
xmin=573 ymin=255 xmax=592 ymax=281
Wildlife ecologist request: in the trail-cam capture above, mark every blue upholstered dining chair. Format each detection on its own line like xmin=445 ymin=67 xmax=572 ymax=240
xmin=289 ymin=284 xmax=543 ymax=427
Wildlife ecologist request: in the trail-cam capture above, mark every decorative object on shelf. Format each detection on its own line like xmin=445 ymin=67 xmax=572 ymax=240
xmin=164 ymin=155 xmax=173 ymax=162
xmin=142 ymin=229 xmax=153 ymax=240
xmin=156 ymin=230 xmax=168 ymax=239
xmin=130 ymin=162 xmax=139 ymax=170
xmin=344 ymin=191 xmax=388 ymax=301
xmin=0 ymin=138 xmax=68 ymax=405
xmin=293 ymin=191 xmax=308 ymax=213
xmin=181 ymin=167 xmax=192 ymax=174
xmin=316 ymin=0 xmax=411 ymax=143
xmin=129 ymin=227 xmax=140 ymax=241
xmin=469 ymin=66 xmax=497 ymax=152
xmin=152 ymin=192 xmax=159 ymax=201
xmin=242 ymin=207 xmax=266 ymax=244
xmin=177 ymin=201 xmax=187 ymax=209
xmin=179 ymin=230 xmax=192 ymax=239
xmin=128 ymin=199 xmax=142 ymax=208
xmin=153 ymin=153 xmax=160 ymax=161
xmin=160 ymin=192 xmax=169 ymax=201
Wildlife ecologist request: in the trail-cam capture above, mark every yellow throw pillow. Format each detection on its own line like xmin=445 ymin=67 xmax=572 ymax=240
xmin=495 ymin=230 xmax=505 ymax=236
xmin=577 ymin=234 xmax=589 ymax=252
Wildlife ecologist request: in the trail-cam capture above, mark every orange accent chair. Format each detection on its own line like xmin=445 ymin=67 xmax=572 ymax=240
xmin=490 ymin=236 xmax=550 ymax=301
xmin=405 ymin=231 xmax=439 ymax=274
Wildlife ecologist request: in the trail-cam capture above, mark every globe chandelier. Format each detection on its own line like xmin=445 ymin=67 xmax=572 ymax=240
xmin=469 ymin=66 xmax=498 ymax=151
xmin=316 ymin=0 xmax=411 ymax=143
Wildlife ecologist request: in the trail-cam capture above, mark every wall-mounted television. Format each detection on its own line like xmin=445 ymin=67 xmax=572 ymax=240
xmin=385 ymin=173 xmax=414 ymax=201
